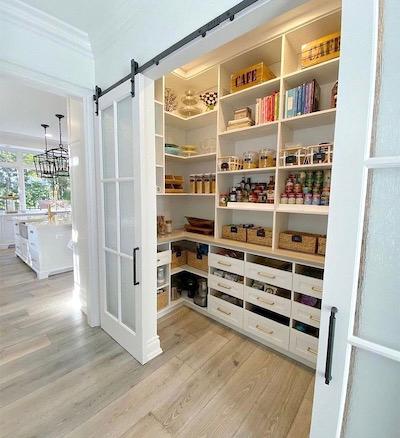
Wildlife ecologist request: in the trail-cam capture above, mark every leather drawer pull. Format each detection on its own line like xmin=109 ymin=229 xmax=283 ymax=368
xmin=257 ymin=271 xmax=276 ymax=279
xmin=312 ymin=286 xmax=323 ymax=293
xmin=307 ymin=346 xmax=318 ymax=355
xmin=217 ymin=307 xmax=231 ymax=316
xmin=256 ymin=324 xmax=273 ymax=335
xmin=257 ymin=296 xmax=275 ymax=306
xmin=217 ymin=282 xmax=231 ymax=290
xmin=218 ymin=260 xmax=232 ymax=267
xmin=309 ymin=314 xmax=320 ymax=323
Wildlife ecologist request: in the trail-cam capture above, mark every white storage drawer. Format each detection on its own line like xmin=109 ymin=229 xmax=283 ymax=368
xmin=293 ymin=274 xmax=323 ymax=299
xmin=209 ymin=274 xmax=244 ymax=300
xmin=157 ymin=250 xmax=171 ymax=267
xmin=289 ymin=329 xmax=319 ymax=364
xmin=244 ymin=310 xmax=289 ymax=349
xmin=208 ymin=294 xmax=243 ymax=328
xmin=208 ymin=253 xmax=244 ymax=276
xmin=246 ymin=262 xmax=292 ymax=290
xmin=292 ymin=301 xmax=321 ymax=328
xmin=244 ymin=286 xmax=291 ymax=317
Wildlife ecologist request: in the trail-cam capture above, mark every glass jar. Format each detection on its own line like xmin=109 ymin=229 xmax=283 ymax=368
xmin=196 ymin=174 xmax=203 ymax=194
xmin=190 ymin=174 xmax=196 ymax=193
xmin=157 ymin=266 xmax=166 ymax=286
xmin=296 ymin=194 xmax=304 ymax=204
xmin=203 ymin=174 xmax=211 ymax=194
xmin=165 ymin=220 xmax=172 ymax=234
xmin=211 ymin=174 xmax=216 ymax=193
xmin=280 ymin=193 xmax=288 ymax=204
xmin=243 ymin=151 xmax=259 ymax=169
xmin=259 ymin=148 xmax=275 ymax=168
xmin=288 ymin=193 xmax=296 ymax=204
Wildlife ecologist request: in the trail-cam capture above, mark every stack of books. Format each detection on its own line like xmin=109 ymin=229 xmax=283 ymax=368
xmin=255 ymin=91 xmax=280 ymax=125
xmin=285 ymin=80 xmax=320 ymax=118
xmin=227 ymin=107 xmax=255 ymax=131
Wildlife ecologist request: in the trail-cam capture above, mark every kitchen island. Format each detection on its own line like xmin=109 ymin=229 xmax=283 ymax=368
xmin=14 ymin=218 xmax=73 ymax=279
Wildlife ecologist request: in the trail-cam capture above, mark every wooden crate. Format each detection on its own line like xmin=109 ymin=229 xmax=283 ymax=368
xmin=230 ymin=62 xmax=275 ymax=93
xmin=247 ymin=227 xmax=273 ymax=247
xmin=222 ymin=225 xmax=247 ymax=242
xmin=301 ymin=32 xmax=340 ymax=69
xmin=187 ymin=251 xmax=208 ymax=272
xmin=317 ymin=236 xmax=326 ymax=256
xmin=279 ymin=231 xmax=318 ymax=255
xmin=171 ymin=249 xmax=187 ymax=269
xmin=157 ymin=289 xmax=169 ymax=311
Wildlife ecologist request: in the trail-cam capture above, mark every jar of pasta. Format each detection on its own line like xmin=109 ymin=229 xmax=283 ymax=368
xmin=243 ymin=151 xmax=259 ymax=169
xmin=259 ymin=148 xmax=275 ymax=168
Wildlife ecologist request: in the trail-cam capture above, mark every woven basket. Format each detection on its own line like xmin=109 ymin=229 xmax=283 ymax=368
xmin=222 ymin=225 xmax=247 ymax=242
xmin=171 ymin=249 xmax=187 ymax=268
xmin=317 ymin=236 xmax=327 ymax=256
xmin=187 ymin=251 xmax=208 ymax=272
xmin=157 ymin=289 xmax=169 ymax=311
xmin=247 ymin=227 xmax=272 ymax=247
xmin=279 ymin=231 xmax=318 ymax=254
xmin=219 ymin=156 xmax=243 ymax=171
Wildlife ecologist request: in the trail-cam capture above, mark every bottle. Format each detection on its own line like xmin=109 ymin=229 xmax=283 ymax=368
xmin=268 ymin=176 xmax=275 ymax=191
xmin=245 ymin=177 xmax=251 ymax=191
xmin=240 ymin=176 xmax=246 ymax=190
xmin=229 ymin=187 xmax=237 ymax=202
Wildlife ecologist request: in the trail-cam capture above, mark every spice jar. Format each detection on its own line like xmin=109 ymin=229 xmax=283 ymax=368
xmin=304 ymin=193 xmax=313 ymax=205
xmin=288 ymin=193 xmax=296 ymax=204
xmin=203 ymin=174 xmax=211 ymax=194
xmin=296 ymin=194 xmax=304 ymax=204
xmin=259 ymin=148 xmax=275 ymax=168
xmin=280 ymin=193 xmax=288 ymax=204
xmin=243 ymin=151 xmax=259 ymax=169
xmin=312 ymin=194 xmax=321 ymax=205
xmin=196 ymin=175 xmax=203 ymax=194
xmin=190 ymin=174 xmax=196 ymax=193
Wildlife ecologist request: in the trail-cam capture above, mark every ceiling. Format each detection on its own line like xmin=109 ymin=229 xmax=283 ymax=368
xmin=0 ymin=75 xmax=67 ymax=150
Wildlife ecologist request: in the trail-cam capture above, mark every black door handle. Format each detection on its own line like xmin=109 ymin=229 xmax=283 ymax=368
xmin=325 ymin=306 xmax=338 ymax=385
xmin=133 ymin=247 xmax=139 ymax=285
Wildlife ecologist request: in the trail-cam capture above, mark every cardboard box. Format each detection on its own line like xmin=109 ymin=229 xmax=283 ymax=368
xmin=231 ymin=62 xmax=275 ymax=93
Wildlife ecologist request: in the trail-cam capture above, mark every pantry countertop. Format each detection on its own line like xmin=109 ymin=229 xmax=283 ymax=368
xmin=157 ymin=229 xmax=325 ymax=267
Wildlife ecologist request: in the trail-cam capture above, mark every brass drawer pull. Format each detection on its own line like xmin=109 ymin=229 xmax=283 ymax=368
xmin=157 ymin=259 xmax=160 ymax=263
xmin=217 ymin=307 xmax=231 ymax=316
xmin=257 ymin=296 xmax=275 ymax=306
xmin=307 ymin=346 xmax=318 ymax=355
xmin=258 ymin=271 xmax=276 ymax=279
xmin=309 ymin=314 xmax=320 ymax=323
xmin=312 ymin=286 xmax=323 ymax=293
xmin=256 ymin=324 xmax=273 ymax=335
xmin=218 ymin=260 xmax=232 ymax=267
xmin=217 ymin=282 xmax=231 ymax=290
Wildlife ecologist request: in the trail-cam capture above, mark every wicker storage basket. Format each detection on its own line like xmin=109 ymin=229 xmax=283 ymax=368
xmin=171 ymin=249 xmax=187 ymax=269
xmin=317 ymin=236 xmax=326 ymax=256
xmin=187 ymin=251 xmax=208 ymax=272
xmin=247 ymin=227 xmax=273 ymax=247
xmin=222 ymin=225 xmax=247 ymax=242
xmin=279 ymin=231 xmax=318 ymax=254
xmin=219 ymin=156 xmax=243 ymax=172
xmin=157 ymin=289 xmax=169 ymax=311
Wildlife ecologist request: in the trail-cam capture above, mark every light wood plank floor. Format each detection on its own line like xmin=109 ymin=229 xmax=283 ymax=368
xmin=0 ymin=248 xmax=315 ymax=438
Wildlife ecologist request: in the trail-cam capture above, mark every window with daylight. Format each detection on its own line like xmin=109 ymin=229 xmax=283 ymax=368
xmin=0 ymin=147 xmax=71 ymax=212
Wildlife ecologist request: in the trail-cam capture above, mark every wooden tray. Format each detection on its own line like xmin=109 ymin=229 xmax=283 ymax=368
xmin=184 ymin=224 xmax=214 ymax=235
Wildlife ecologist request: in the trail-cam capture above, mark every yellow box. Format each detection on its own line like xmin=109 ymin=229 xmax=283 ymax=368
xmin=230 ymin=62 xmax=275 ymax=93
xmin=301 ymin=32 xmax=340 ymax=69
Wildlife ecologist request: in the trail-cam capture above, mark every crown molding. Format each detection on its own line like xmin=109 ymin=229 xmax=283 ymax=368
xmin=0 ymin=0 xmax=93 ymax=60
xmin=0 ymin=130 xmax=59 ymax=150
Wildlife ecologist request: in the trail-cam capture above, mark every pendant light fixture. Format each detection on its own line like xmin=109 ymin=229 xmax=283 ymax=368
xmin=50 ymin=114 xmax=70 ymax=177
xmin=33 ymin=124 xmax=57 ymax=178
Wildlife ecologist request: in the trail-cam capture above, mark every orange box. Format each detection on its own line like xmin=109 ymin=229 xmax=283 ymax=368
xmin=301 ymin=32 xmax=340 ymax=69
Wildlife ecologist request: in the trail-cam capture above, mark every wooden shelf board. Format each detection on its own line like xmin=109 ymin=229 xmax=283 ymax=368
xmin=276 ymin=204 xmax=329 ymax=215
xmin=278 ymin=163 xmax=332 ymax=171
xmin=219 ymin=77 xmax=280 ymax=107
xmin=218 ymin=203 xmax=275 ymax=212
xmin=157 ymin=283 xmax=169 ymax=291
xmin=171 ymin=265 xmax=208 ymax=278
xmin=165 ymin=109 xmax=217 ymax=130
xmin=219 ymin=120 xmax=279 ymax=140
xmin=217 ymin=167 xmax=276 ymax=175
xmin=165 ymin=152 xmax=216 ymax=161
xmin=281 ymin=108 xmax=336 ymax=129
xmin=283 ymin=57 xmax=340 ymax=87
xmin=155 ymin=133 xmax=164 ymax=138
xmin=156 ymin=164 xmax=163 ymax=168
xmin=154 ymin=100 xmax=164 ymax=106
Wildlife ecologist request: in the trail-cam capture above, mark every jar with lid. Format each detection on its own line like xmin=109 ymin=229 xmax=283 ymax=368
xmin=211 ymin=174 xmax=216 ymax=193
xmin=165 ymin=220 xmax=172 ymax=234
xmin=259 ymin=148 xmax=275 ymax=168
xmin=196 ymin=175 xmax=203 ymax=194
xmin=295 ymin=194 xmax=304 ymax=204
xmin=288 ymin=193 xmax=296 ymax=204
xmin=190 ymin=174 xmax=196 ymax=193
xmin=280 ymin=193 xmax=288 ymax=204
xmin=203 ymin=174 xmax=211 ymax=194
xmin=243 ymin=151 xmax=259 ymax=169
xmin=157 ymin=266 xmax=166 ymax=287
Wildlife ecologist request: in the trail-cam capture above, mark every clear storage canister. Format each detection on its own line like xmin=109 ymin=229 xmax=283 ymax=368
xmin=259 ymin=148 xmax=275 ymax=168
xmin=196 ymin=174 xmax=203 ymax=194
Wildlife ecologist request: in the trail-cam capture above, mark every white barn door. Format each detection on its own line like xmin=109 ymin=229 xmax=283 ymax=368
xmin=97 ymin=74 xmax=161 ymax=364
xmin=311 ymin=1 xmax=400 ymax=437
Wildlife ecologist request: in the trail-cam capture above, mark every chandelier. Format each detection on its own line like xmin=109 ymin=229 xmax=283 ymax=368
xmin=33 ymin=114 xmax=70 ymax=179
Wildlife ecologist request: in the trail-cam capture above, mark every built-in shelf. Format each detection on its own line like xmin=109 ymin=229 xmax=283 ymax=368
xmin=165 ymin=152 xmax=216 ymax=161
xmin=219 ymin=120 xmax=279 ymax=140
xmin=278 ymin=163 xmax=332 ymax=171
xmin=217 ymin=167 xmax=276 ymax=175
xmin=218 ymin=203 xmax=275 ymax=211
xmin=165 ymin=109 xmax=217 ymax=130
xmin=157 ymin=193 xmax=215 ymax=197
xmin=157 ymin=283 xmax=169 ymax=290
xmin=171 ymin=265 xmax=208 ymax=278
xmin=154 ymin=100 xmax=164 ymax=106
xmin=156 ymin=164 xmax=164 ymax=168
xmin=283 ymin=57 xmax=340 ymax=88
xmin=281 ymin=108 xmax=336 ymax=129
xmin=219 ymin=77 xmax=280 ymax=108
xmin=155 ymin=133 xmax=164 ymax=138
xmin=276 ymin=204 xmax=329 ymax=215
